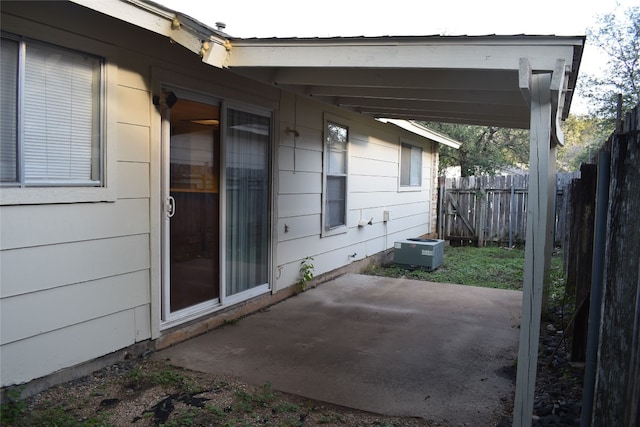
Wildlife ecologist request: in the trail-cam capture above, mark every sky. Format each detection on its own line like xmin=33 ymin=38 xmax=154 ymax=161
xmin=155 ymin=0 xmax=636 ymax=115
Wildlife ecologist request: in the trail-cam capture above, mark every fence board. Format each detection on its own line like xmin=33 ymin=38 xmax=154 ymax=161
xmin=591 ymin=105 xmax=640 ymax=426
xmin=564 ymin=163 xmax=597 ymax=362
xmin=439 ymin=172 xmax=575 ymax=246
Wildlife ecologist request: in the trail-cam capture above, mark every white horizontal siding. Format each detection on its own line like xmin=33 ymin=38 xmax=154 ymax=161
xmin=0 ymin=198 xmax=148 ymax=250
xmin=278 ymin=170 xmax=321 ymax=194
xmin=278 ymin=193 xmax=321 ymax=218
xmin=1 ymin=309 xmax=139 ymax=385
xmin=277 ymin=214 xmax=321 ymax=242
xmin=275 ymin=95 xmax=437 ymax=289
xmin=350 ymin=156 xmax=399 ymax=177
xmin=0 ymin=234 xmax=150 ymax=298
xmin=278 ymin=125 xmax=323 ymax=152
xmin=349 ymin=175 xmax=398 ymax=193
xmin=117 ymin=85 xmax=150 ymax=127
xmin=1 ymin=270 xmax=150 ymax=345
xmin=278 ymin=146 xmax=322 ymax=173
xmin=350 ymin=190 xmax=429 ymax=210
xmin=117 ymin=162 xmax=150 ymax=199
xmin=134 ymin=304 xmax=151 ymax=342
xmin=118 ymin=123 xmax=150 ymax=162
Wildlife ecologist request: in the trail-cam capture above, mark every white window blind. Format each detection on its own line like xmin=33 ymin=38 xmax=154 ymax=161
xmin=325 ymin=121 xmax=348 ymax=230
xmin=401 ymin=144 xmax=422 ymax=187
xmin=23 ymin=43 xmax=100 ymax=184
xmin=0 ymin=38 xmax=18 ymax=182
xmin=0 ymin=35 xmax=102 ymax=187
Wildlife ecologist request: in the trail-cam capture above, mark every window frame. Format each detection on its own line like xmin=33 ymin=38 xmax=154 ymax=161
xmin=321 ymin=113 xmax=349 ymax=237
xmin=0 ymin=25 xmax=117 ymax=206
xmin=398 ymin=140 xmax=423 ymax=191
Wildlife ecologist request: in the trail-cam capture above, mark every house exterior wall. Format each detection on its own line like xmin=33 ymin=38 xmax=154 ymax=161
xmin=0 ymin=1 xmax=437 ymax=388
xmin=275 ymin=91 xmax=437 ymax=289
xmin=0 ymin=3 xmax=154 ymax=386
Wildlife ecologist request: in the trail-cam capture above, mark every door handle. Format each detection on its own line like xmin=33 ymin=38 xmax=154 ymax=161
xmin=167 ymin=195 xmax=176 ymax=218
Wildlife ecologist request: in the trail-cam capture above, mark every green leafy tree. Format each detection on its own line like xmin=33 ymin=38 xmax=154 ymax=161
xmin=579 ymin=5 xmax=640 ymax=123
xmin=425 ymin=122 xmax=529 ymax=177
xmin=557 ymin=115 xmax=611 ymax=171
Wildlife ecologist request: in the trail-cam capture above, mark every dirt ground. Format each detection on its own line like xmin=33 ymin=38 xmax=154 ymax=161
xmin=2 ymin=356 xmax=485 ymax=427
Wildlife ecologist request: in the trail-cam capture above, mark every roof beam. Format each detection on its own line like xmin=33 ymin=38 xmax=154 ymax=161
xmin=307 ymin=86 xmax=527 ymax=106
xmin=270 ymin=68 xmax=519 ymax=91
xmin=359 ymin=110 xmax=530 ymax=129
xmin=333 ymin=96 xmax=529 ymax=117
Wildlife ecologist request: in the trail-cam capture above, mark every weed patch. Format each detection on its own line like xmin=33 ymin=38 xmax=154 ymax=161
xmin=364 ymin=246 xmax=536 ymax=290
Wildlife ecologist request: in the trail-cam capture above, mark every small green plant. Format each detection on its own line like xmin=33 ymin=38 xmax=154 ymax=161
xmin=234 ymin=389 xmax=256 ymax=413
xmin=279 ymin=417 xmax=304 ymax=427
xmin=205 ymin=403 xmax=226 ymax=417
xmin=125 ymin=363 xmax=196 ymax=393
xmin=1 ymin=387 xmax=26 ymax=425
xmin=256 ymin=382 xmax=275 ymax=406
xmin=318 ymin=412 xmax=345 ymax=424
xmin=299 ymin=256 xmax=315 ymax=291
xmin=150 ymin=369 xmax=192 ymax=390
xmin=273 ymin=402 xmax=300 ymax=414
xmin=162 ymin=408 xmax=196 ymax=427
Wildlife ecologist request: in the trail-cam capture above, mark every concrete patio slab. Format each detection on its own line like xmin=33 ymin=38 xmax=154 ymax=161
xmin=157 ymin=274 xmax=522 ymax=425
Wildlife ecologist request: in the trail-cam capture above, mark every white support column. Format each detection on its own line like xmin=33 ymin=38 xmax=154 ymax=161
xmin=513 ymin=69 xmax=553 ymax=427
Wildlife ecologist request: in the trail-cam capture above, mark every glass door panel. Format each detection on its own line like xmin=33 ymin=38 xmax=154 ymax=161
xmin=169 ymin=98 xmax=220 ymax=312
xmin=225 ymin=108 xmax=270 ymax=296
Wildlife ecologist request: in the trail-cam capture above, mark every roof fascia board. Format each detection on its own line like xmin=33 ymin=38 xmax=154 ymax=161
xmin=378 ymin=119 xmax=461 ymax=149
xmin=228 ymin=38 xmax=582 ymax=73
xmin=68 ymin=0 xmax=229 ymax=67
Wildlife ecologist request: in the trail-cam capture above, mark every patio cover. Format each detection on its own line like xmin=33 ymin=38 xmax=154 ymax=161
xmin=69 ymin=2 xmax=585 ymax=426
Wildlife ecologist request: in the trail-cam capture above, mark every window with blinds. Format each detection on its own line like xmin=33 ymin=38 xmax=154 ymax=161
xmin=400 ymin=143 xmax=422 ymax=187
xmin=324 ymin=120 xmax=348 ymax=231
xmin=1 ymin=35 xmax=102 ymax=186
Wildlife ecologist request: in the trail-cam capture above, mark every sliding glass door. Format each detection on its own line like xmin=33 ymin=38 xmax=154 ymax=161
xmin=161 ymin=90 xmax=271 ymax=324
xmin=224 ymin=108 xmax=270 ymax=298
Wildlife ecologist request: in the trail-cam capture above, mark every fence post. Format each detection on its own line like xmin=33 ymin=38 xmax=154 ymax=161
xmin=580 ymin=151 xmax=610 ymax=427
xmin=438 ymin=176 xmax=445 ymax=239
xmin=477 ymin=189 xmax=487 ymax=247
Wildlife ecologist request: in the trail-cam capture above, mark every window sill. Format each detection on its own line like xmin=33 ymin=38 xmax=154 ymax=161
xmin=321 ymin=225 xmax=348 ymax=238
xmin=398 ymin=185 xmax=423 ymax=192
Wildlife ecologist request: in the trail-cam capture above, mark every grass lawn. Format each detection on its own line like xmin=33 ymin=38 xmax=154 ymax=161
xmin=363 ymin=245 xmax=564 ymax=291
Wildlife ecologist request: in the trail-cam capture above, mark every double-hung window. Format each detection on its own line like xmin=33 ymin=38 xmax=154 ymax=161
xmin=1 ymin=34 xmax=103 ymax=187
xmin=323 ymin=119 xmax=348 ymax=232
xmin=400 ymin=143 xmax=422 ymax=188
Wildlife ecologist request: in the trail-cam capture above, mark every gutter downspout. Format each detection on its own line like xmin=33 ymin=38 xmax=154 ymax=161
xmin=580 ymin=149 xmax=610 ymax=427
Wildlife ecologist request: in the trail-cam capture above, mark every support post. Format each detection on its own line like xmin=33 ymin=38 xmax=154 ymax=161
xmin=513 ymin=70 xmax=553 ymax=427
xmin=542 ymin=144 xmax=557 ymax=315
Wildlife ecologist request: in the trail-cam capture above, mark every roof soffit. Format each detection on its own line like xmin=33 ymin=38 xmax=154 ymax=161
xmin=226 ymin=36 xmax=584 ymax=129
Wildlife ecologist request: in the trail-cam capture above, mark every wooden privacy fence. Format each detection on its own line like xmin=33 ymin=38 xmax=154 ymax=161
xmin=438 ymin=172 xmax=577 ymax=246
xmin=563 ymin=105 xmax=640 ymax=426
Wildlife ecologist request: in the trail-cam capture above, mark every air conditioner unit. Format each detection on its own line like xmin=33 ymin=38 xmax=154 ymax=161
xmin=393 ymin=238 xmax=445 ymax=270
